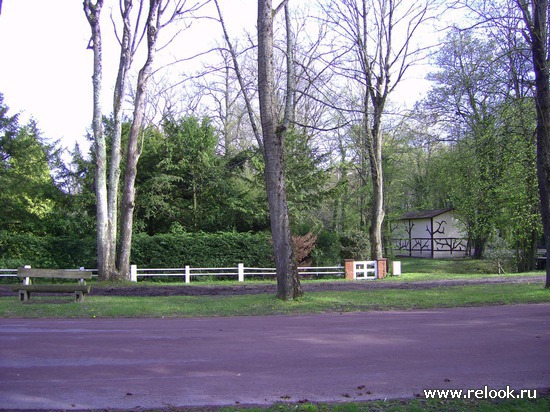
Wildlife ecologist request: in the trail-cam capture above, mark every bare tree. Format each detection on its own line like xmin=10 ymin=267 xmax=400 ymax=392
xmin=258 ymin=0 xmax=303 ymax=300
xmin=105 ymin=0 xmax=145 ymax=280
xmin=214 ymin=0 xmax=302 ymax=299
xmin=116 ymin=0 xmax=164 ymax=279
xmin=320 ymin=0 xmax=442 ymax=259
xmin=118 ymin=0 xmax=209 ymax=279
xmin=83 ymin=0 xmax=110 ymax=280
xmin=85 ymin=0 xmax=209 ymax=280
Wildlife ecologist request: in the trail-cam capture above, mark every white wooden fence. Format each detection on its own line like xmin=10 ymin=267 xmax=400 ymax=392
xmin=0 ymin=269 xmax=17 ymax=278
xmin=0 ymin=261 xmax=402 ymax=281
xmin=0 ymin=265 xmax=345 ymax=282
xmin=130 ymin=264 xmax=345 ymax=283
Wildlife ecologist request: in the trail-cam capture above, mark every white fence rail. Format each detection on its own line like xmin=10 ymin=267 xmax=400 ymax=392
xmin=0 ymin=265 xmax=345 ymax=282
xmin=131 ymin=264 xmax=344 ymax=283
xmin=0 ymin=269 xmax=17 ymax=278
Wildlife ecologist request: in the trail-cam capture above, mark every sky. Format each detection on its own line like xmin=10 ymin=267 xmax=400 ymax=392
xmin=0 ymin=0 xmax=432 ymax=155
xmin=0 ymin=0 xmax=254 ymax=153
xmin=0 ymin=0 xmax=94 ymax=150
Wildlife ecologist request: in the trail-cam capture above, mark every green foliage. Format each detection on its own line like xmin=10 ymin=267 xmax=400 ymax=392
xmin=484 ymin=235 xmax=516 ymax=274
xmin=284 ymin=129 xmax=333 ymax=226
xmin=135 ymin=116 xmax=269 ymax=233
xmin=50 ymin=143 xmax=97 ymax=237
xmin=0 ymin=95 xmax=64 ymax=235
xmin=312 ymin=229 xmax=342 ymax=266
xmin=403 ymin=28 xmax=541 ymax=267
xmin=0 ymin=233 xmax=96 ymax=269
xmin=131 ymin=231 xmax=274 ymax=267
xmin=340 ymin=230 xmax=370 ymax=260
xmin=399 ymin=257 xmax=496 ymax=275
xmin=0 ymin=230 xmax=349 ymax=269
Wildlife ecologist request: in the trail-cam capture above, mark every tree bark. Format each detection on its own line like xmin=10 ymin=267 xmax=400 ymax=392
xmin=107 ymin=0 xmax=136 ymax=280
xmin=368 ymin=120 xmax=385 ymax=259
xmin=532 ymin=1 xmax=550 ymax=288
xmin=117 ymin=0 xmax=161 ymax=279
xmin=258 ymin=0 xmax=302 ymax=300
xmin=517 ymin=0 xmax=550 ymax=288
xmin=84 ymin=0 xmax=111 ymax=281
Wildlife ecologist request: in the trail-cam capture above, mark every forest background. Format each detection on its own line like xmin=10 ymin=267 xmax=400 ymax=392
xmin=0 ymin=0 xmax=543 ymax=276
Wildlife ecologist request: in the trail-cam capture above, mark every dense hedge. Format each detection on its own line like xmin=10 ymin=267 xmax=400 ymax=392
xmin=0 ymin=234 xmax=97 ymax=269
xmin=131 ymin=232 xmax=274 ymax=268
xmin=0 ymin=230 xmax=352 ymax=269
xmin=0 ymin=232 xmax=274 ymax=269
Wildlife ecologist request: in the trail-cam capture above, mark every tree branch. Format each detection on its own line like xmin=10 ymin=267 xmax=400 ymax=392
xmin=213 ymin=0 xmax=264 ymax=151
xmin=273 ymin=0 xmax=290 ymax=17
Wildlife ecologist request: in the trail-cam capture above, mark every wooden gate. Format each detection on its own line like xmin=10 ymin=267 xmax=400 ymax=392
xmin=354 ymin=261 xmax=377 ymax=280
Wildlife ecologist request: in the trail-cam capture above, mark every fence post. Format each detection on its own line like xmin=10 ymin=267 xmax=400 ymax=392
xmin=376 ymin=258 xmax=387 ymax=279
xmin=238 ymin=263 xmax=244 ymax=282
xmin=344 ymin=259 xmax=355 ymax=280
xmin=185 ymin=265 xmax=191 ymax=284
xmin=392 ymin=261 xmax=402 ymax=276
xmin=23 ymin=265 xmax=31 ymax=285
xmin=130 ymin=265 xmax=138 ymax=282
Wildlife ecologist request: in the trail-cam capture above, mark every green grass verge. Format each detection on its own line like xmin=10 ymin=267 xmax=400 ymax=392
xmin=382 ymin=270 xmax=543 ymax=282
xmin=398 ymin=257 xmax=497 ymax=275
xmin=252 ymin=397 xmax=550 ymax=412
xmin=92 ymin=396 xmax=550 ymax=412
xmin=221 ymin=397 xmax=550 ymax=412
xmin=1 ymin=283 xmax=549 ymax=318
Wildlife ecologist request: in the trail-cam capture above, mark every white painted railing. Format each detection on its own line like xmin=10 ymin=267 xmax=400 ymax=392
xmin=0 ymin=265 xmax=345 ymax=282
xmin=0 ymin=269 xmax=17 ymax=277
xmin=130 ymin=264 xmax=345 ymax=283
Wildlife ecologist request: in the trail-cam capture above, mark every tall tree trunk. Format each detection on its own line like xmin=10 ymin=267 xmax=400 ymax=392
xmin=533 ymin=1 xmax=550 ymax=288
xmin=368 ymin=122 xmax=385 ymax=259
xmin=215 ymin=0 xmax=301 ymax=299
xmin=107 ymin=0 xmax=136 ymax=279
xmin=117 ymin=0 xmax=161 ymax=279
xmin=518 ymin=0 xmax=550 ymax=288
xmin=258 ymin=0 xmax=302 ymax=300
xmin=84 ymin=0 xmax=111 ymax=280
xmin=363 ymin=85 xmax=385 ymax=259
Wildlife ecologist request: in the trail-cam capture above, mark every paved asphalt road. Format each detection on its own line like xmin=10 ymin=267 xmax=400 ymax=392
xmin=1 ymin=304 xmax=549 ymax=411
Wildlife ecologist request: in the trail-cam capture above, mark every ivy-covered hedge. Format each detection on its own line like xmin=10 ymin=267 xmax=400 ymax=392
xmin=0 ymin=233 xmax=97 ymax=269
xmin=0 ymin=232 xmax=274 ymax=269
xmin=131 ymin=232 xmax=274 ymax=268
xmin=0 ymin=230 xmax=351 ymax=269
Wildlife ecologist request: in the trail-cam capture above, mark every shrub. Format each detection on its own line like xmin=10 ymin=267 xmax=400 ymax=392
xmin=312 ymin=229 xmax=341 ymax=265
xmin=0 ymin=230 xmax=348 ymax=270
xmin=131 ymin=232 xmax=274 ymax=268
xmin=340 ymin=229 xmax=370 ymax=260
xmin=484 ymin=235 xmax=516 ymax=274
xmin=0 ymin=233 xmax=96 ymax=268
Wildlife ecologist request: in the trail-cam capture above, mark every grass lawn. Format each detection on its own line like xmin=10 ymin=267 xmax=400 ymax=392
xmin=217 ymin=397 xmax=550 ymax=412
xmin=1 ymin=257 xmax=548 ymax=318
xmin=398 ymin=257 xmax=497 ymax=274
xmin=1 ymin=282 xmax=549 ymax=318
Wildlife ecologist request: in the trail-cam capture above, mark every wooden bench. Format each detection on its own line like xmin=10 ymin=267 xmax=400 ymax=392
xmin=12 ymin=267 xmax=93 ymax=302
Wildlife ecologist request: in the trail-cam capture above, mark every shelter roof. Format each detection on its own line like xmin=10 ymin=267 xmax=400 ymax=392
xmin=401 ymin=208 xmax=454 ymax=220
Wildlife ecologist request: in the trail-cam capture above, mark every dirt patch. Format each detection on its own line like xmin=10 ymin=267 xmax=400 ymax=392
xmin=2 ymin=275 xmax=543 ymax=297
